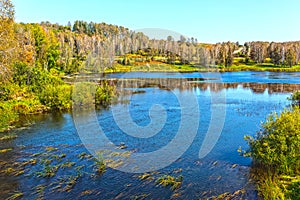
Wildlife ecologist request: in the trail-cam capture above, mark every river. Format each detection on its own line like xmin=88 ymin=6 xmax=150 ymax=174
xmin=1 ymin=71 xmax=299 ymax=199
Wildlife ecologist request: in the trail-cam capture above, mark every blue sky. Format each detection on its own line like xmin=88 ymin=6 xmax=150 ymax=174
xmin=12 ymin=0 xmax=300 ymax=43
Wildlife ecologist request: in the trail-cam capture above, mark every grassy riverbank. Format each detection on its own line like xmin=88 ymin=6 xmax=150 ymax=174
xmin=0 ymin=68 xmax=115 ymax=132
xmin=2 ymin=62 xmax=299 ymax=132
xmin=0 ymin=71 xmax=71 ymax=132
xmin=104 ymin=62 xmax=300 ymax=73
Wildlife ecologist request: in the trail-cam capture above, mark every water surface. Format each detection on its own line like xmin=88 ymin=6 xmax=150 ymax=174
xmin=1 ymin=71 xmax=299 ymax=199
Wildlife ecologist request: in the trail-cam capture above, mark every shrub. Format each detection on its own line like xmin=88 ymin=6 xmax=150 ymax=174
xmin=0 ymin=82 xmax=48 ymax=131
xmin=0 ymin=82 xmax=33 ymax=101
xmin=95 ymin=81 xmax=116 ymax=108
xmin=39 ymin=84 xmax=72 ymax=111
xmin=12 ymin=98 xmax=47 ymax=114
xmin=245 ymin=107 xmax=300 ymax=175
xmin=286 ymin=181 xmax=300 ymax=199
xmin=0 ymin=101 xmax=18 ymax=131
xmin=290 ymin=91 xmax=300 ymax=106
xmin=72 ymin=82 xmax=96 ymax=108
xmin=72 ymin=81 xmax=116 ymax=109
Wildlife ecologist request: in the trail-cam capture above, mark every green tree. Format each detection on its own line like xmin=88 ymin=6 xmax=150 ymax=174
xmin=285 ymin=48 xmax=296 ymax=67
xmin=30 ymin=24 xmax=60 ymax=71
xmin=46 ymin=31 xmax=60 ymax=71
xmin=32 ymin=24 xmax=47 ymax=67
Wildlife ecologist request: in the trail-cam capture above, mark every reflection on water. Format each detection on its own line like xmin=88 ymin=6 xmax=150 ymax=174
xmin=101 ymin=77 xmax=300 ymax=94
xmin=1 ymin=72 xmax=299 ymax=199
xmin=195 ymin=82 xmax=300 ymax=94
xmin=103 ymin=71 xmax=300 ymax=84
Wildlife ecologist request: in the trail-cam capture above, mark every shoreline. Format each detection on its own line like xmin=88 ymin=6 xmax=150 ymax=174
xmin=102 ymin=64 xmax=300 ymax=73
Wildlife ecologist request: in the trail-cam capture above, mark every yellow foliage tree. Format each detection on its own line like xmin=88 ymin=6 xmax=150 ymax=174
xmin=0 ymin=0 xmax=16 ymax=81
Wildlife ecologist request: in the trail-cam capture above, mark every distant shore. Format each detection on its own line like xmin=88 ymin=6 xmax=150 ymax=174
xmin=103 ymin=63 xmax=300 ymax=73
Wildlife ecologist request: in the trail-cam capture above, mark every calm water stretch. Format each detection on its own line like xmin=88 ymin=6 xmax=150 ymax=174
xmin=1 ymin=71 xmax=300 ymax=199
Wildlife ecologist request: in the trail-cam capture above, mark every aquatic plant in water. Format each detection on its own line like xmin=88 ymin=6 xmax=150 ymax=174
xmin=95 ymin=152 xmax=106 ymax=174
xmin=156 ymin=175 xmax=183 ymax=190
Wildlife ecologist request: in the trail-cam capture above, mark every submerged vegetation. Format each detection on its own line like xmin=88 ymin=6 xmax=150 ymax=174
xmin=156 ymin=174 xmax=183 ymax=191
xmin=0 ymin=142 xmax=109 ymax=199
xmin=94 ymin=152 xmax=106 ymax=174
xmin=6 ymin=192 xmax=23 ymax=200
xmin=243 ymin=102 xmax=300 ymax=199
xmin=137 ymin=170 xmax=183 ymax=191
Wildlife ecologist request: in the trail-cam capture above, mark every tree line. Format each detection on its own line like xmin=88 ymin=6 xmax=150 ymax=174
xmin=2 ymin=0 xmax=300 ymax=83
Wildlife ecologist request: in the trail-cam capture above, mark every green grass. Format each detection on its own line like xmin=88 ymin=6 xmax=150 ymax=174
xmin=219 ymin=64 xmax=300 ymax=72
xmin=250 ymin=165 xmax=300 ymax=200
xmin=0 ymin=98 xmax=47 ymax=132
xmin=111 ymin=53 xmax=300 ymax=73
xmin=1 ymin=78 xmax=115 ymax=132
xmin=106 ymin=61 xmax=300 ymax=73
xmin=106 ymin=63 xmax=202 ymax=73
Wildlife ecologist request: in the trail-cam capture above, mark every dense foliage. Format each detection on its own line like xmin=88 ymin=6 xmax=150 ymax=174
xmin=245 ymin=107 xmax=300 ymax=174
xmin=244 ymin=105 xmax=300 ymax=199
xmin=0 ymin=0 xmax=116 ymax=131
xmin=0 ymin=0 xmax=16 ymax=81
xmin=290 ymin=90 xmax=300 ymax=106
xmin=72 ymin=81 xmax=116 ymax=109
xmin=2 ymin=1 xmax=300 ymax=85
